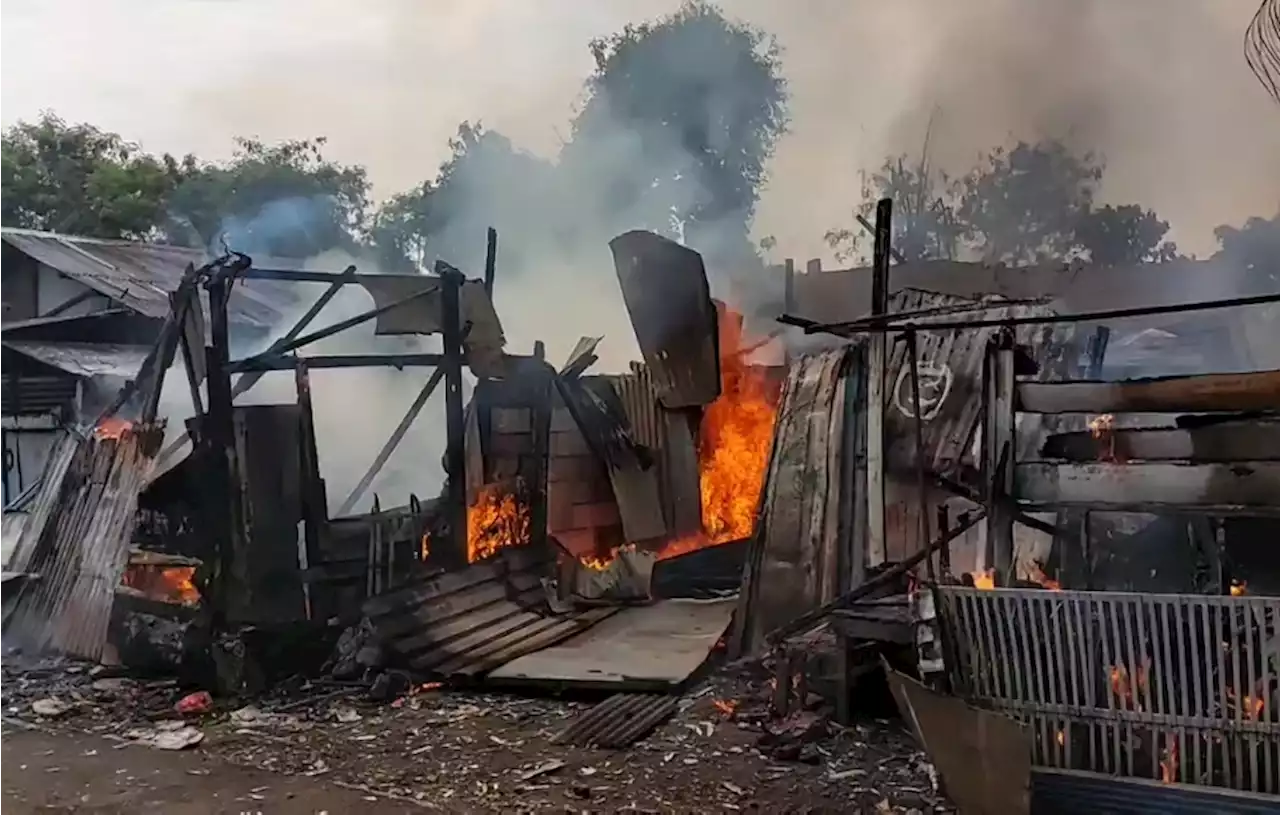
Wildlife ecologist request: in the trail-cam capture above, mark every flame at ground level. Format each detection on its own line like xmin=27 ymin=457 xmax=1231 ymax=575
xmin=121 ymin=564 xmax=200 ymax=606
xmin=467 ymin=482 xmax=531 ymax=563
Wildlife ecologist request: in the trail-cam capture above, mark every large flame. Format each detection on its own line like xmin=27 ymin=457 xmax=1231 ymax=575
xmin=467 ymin=482 xmax=531 ymax=563
xmin=657 ymin=305 xmax=780 ymax=559
xmin=121 ymin=564 xmax=200 ymax=605
xmin=1088 ymin=413 xmax=1120 ymax=462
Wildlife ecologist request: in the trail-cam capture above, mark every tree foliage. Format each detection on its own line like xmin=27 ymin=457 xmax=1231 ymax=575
xmin=1214 ymin=210 xmax=1280 ymax=285
xmin=828 ymin=138 xmax=1178 ymax=268
xmin=167 ymin=136 xmax=371 ymax=258
xmin=563 ymin=0 xmax=788 ymax=264
xmin=1 ymin=112 xmax=187 ymax=239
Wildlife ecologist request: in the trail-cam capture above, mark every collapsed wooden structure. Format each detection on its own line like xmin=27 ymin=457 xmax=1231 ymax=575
xmin=750 ymin=198 xmax=1280 ymax=809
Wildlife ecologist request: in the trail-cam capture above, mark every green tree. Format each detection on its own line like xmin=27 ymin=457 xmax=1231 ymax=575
xmin=167 ymin=136 xmax=371 ymax=258
xmin=1214 ymin=210 xmax=1280 ymax=285
xmin=829 ymin=138 xmax=1178 ymax=267
xmin=1 ymin=113 xmax=188 ymax=239
xmin=563 ymin=0 xmax=788 ymax=266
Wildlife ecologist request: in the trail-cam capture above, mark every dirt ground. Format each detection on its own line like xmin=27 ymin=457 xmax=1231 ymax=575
xmin=2 ymin=655 xmax=951 ymax=814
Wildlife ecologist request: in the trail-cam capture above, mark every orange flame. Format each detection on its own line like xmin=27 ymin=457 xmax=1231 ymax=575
xmin=94 ymin=416 xmax=133 ymax=441
xmin=467 ymin=483 xmax=530 ymax=563
xmin=1027 ymin=561 xmax=1062 ymax=591
xmin=1055 ymin=729 xmax=1065 ymax=747
xmin=656 ymin=305 xmax=780 ymax=560
xmin=1160 ymin=734 xmax=1179 ymax=783
xmin=1230 ymin=580 xmax=1247 ymax=597
xmin=1108 ymin=660 xmax=1150 ymax=709
xmin=121 ymin=565 xmax=200 ymax=605
xmin=713 ymin=699 xmax=738 ymax=717
xmin=970 ymin=569 xmax=996 ymax=590
xmin=1088 ymin=413 xmax=1119 ymax=462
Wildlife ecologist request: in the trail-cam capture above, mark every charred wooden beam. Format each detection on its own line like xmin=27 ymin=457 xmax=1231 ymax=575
xmin=1016 ymin=370 xmax=1280 ymax=414
xmin=227 ymin=353 xmax=443 ymax=374
xmin=866 ymin=198 xmax=892 ymax=567
xmin=239 ymin=267 xmax=434 ymax=286
xmin=1013 ymin=461 xmax=1280 ymax=513
xmin=437 ymin=262 xmax=468 ymax=569
xmin=1041 ymin=421 xmax=1280 ymax=462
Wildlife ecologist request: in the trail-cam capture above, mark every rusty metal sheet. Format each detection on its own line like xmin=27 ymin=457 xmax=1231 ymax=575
xmin=356 ymin=276 xmax=505 ymax=377
xmin=5 ymin=422 xmax=165 ymax=660
xmin=881 ymin=288 xmax=1084 ymax=479
xmin=486 ymin=596 xmax=736 ymax=692
xmin=1 ymin=228 xmax=293 ymax=329
xmin=609 ymin=230 xmax=720 ymax=409
xmin=1 ymin=341 xmax=151 ymax=380
xmin=363 ymin=545 xmax=616 ymax=679
xmin=734 ymin=348 xmax=850 ymax=656
xmin=884 ymin=663 xmax=1032 ymax=815
xmin=553 ymin=692 xmax=679 ymax=748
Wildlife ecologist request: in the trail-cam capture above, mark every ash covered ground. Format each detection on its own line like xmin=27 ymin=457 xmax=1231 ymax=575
xmin=2 ymin=654 xmax=950 ymax=814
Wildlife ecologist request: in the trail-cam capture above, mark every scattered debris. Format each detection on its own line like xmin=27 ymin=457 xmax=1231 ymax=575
xmin=175 ymin=690 xmax=213 ymax=715
xmin=30 ymin=698 xmax=72 ymax=718
xmin=123 ymin=721 xmax=204 ymax=750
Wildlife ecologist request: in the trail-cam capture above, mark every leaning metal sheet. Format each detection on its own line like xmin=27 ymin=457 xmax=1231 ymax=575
xmin=485 ymin=596 xmax=737 ymax=692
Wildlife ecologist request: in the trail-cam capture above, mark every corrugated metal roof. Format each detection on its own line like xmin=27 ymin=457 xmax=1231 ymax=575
xmin=6 ymin=421 xmax=166 ymax=660
xmin=363 ymin=545 xmax=617 ymax=679
xmin=2 ymin=340 xmax=151 ymax=379
xmin=1031 ymin=769 xmax=1280 ymax=814
xmin=553 ymin=693 xmax=679 ymax=747
xmin=2 ymin=229 xmax=296 ymax=329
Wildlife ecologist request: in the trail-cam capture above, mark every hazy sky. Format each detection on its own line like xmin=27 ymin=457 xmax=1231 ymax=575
xmin=3 ymin=0 xmax=1277 ymax=260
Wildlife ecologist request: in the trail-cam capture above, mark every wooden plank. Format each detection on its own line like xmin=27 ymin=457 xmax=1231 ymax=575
xmin=1016 ymin=369 xmax=1280 ymax=414
xmin=548 ymin=455 xmax=599 ymax=483
xmin=492 ymin=407 xmax=531 ymax=433
xmin=571 ymin=501 xmax=621 ymax=529
xmin=490 ymin=432 xmax=532 ymax=456
xmin=1014 ymin=462 xmax=1280 ymax=512
xmin=1041 ymin=421 xmax=1280 ymax=462
xmin=549 ymin=429 xmax=592 ymax=457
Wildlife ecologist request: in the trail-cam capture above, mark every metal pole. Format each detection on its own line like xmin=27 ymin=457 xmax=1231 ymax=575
xmin=484 ymin=227 xmax=498 ymax=296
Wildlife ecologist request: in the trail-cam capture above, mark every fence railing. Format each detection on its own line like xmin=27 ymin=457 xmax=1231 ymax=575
xmin=936 ymin=587 xmax=1280 ymax=795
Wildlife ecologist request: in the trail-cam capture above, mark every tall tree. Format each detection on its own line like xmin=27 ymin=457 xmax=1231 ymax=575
xmin=166 ymin=136 xmax=371 ymax=258
xmin=829 ymin=137 xmax=1178 ymax=267
xmin=1 ymin=113 xmax=189 ymax=239
xmin=563 ymin=0 xmax=788 ymax=266
xmin=1214 ymin=210 xmax=1280 ymax=285
xmin=368 ymin=121 xmax=556 ymax=273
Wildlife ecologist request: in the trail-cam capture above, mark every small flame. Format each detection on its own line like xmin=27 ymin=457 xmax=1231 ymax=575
xmin=1088 ymin=413 xmax=1120 ymax=462
xmin=94 ymin=416 xmax=133 ymax=441
xmin=1027 ymin=561 xmax=1062 ymax=591
xmin=420 ymin=533 xmax=431 ymax=561
xmin=713 ymin=699 xmax=738 ymax=717
xmin=1055 ymin=729 xmax=1065 ymax=746
xmin=1230 ymin=580 xmax=1247 ymax=597
xmin=1108 ymin=660 xmax=1150 ymax=710
xmin=970 ymin=569 xmax=996 ymax=590
xmin=121 ymin=564 xmax=200 ymax=605
xmin=1160 ymin=735 xmax=1179 ymax=783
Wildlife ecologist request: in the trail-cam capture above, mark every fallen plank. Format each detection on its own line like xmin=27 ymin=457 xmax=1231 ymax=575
xmin=1041 ymin=421 xmax=1280 ymax=462
xmin=1014 ymin=461 xmax=1280 ymax=512
xmin=1016 ymin=370 xmax=1280 ymax=414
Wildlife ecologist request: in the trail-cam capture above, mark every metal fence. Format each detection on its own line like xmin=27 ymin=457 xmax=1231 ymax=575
xmin=935 ymin=587 xmax=1280 ymax=795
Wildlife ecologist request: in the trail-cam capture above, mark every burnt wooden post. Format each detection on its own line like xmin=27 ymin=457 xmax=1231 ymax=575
xmin=906 ymin=329 xmax=934 ymax=580
xmin=202 ymin=270 xmax=241 ymax=627
xmin=866 ymin=198 xmax=892 ymax=567
xmin=294 ymin=359 xmax=326 ymax=617
xmin=438 ymin=262 xmax=468 ymax=568
xmin=484 ymin=227 xmax=498 ymax=296
xmin=529 ymin=342 xmax=552 ymax=556
xmin=936 ymin=504 xmax=951 ymax=578
xmin=982 ymin=329 xmax=1017 ymax=584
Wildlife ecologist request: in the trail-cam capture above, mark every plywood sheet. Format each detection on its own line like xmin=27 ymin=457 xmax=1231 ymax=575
xmin=486 ymin=596 xmax=736 ymax=691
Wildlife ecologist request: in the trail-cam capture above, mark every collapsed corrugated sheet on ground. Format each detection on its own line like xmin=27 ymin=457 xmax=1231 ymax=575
xmin=362 ymin=545 xmax=616 ymax=679
xmin=5 ymin=422 xmax=165 ymax=660
xmin=553 ymin=692 xmax=679 ymax=748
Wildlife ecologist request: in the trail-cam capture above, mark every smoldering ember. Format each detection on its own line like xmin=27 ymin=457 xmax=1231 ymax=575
xmin=3 ymin=5 xmax=1280 ymax=815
